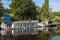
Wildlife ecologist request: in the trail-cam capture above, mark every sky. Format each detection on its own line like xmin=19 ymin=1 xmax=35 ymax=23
xmin=52 ymin=36 xmax=60 ymax=40
xmin=1 ymin=0 xmax=60 ymax=12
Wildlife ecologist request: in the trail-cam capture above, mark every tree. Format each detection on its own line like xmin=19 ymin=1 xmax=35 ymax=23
xmin=36 ymin=6 xmax=41 ymax=22
xmin=49 ymin=8 xmax=53 ymax=19
xmin=53 ymin=12 xmax=60 ymax=17
xmin=53 ymin=16 xmax=60 ymax=22
xmin=0 ymin=0 xmax=4 ymax=17
xmin=3 ymin=8 xmax=11 ymax=13
xmin=10 ymin=0 xmax=37 ymax=20
xmin=41 ymin=0 xmax=49 ymax=20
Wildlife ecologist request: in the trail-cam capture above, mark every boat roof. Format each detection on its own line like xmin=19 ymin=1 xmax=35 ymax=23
xmin=3 ymin=14 xmax=11 ymax=23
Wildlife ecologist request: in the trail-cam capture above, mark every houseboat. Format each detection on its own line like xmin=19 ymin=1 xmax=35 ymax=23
xmin=0 ymin=21 xmax=41 ymax=35
xmin=11 ymin=21 xmax=39 ymax=35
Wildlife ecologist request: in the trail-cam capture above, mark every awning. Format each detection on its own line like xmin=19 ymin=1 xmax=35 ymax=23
xmin=3 ymin=14 xmax=11 ymax=23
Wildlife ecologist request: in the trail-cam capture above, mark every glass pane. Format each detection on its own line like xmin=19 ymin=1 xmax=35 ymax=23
xmin=22 ymin=23 xmax=26 ymax=27
xmin=26 ymin=22 xmax=29 ymax=27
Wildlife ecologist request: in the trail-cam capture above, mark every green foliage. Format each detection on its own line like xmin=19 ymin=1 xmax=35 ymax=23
xmin=36 ymin=7 xmax=41 ymax=15
xmin=36 ymin=7 xmax=42 ymax=21
xmin=51 ymin=12 xmax=60 ymax=22
xmin=53 ymin=12 xmax=60 ymax=17
xmin=0 ymin=0 xmax=4 ymax=17
xmin=38 ymin=31 xmax=50 ymax=40
xmin=0 ymin=0 xmax=4 ymax=21
xmin=54 ymin=29 xmax=60 ymax=34
xmin=41 ymin=0 xmax=49 ymax=19
xmin=10 ymin=0 xmax=37 ymax=20
xmin=3 ymin=8 xmax=11 ymax=13
xmin=53 ymin=16 xmax=60 ymax=22
xmin=0 ymin=17 xmax=3 ymax=21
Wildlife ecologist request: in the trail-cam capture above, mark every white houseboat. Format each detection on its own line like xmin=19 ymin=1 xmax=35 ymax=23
xmin=11 ymin=21 xmax=39 ymax=35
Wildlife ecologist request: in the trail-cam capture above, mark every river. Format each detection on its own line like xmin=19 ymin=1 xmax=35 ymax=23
xmin=0 ymin=29 xmax=60 ymax=40
xmin=51 ymin=36 xmax=60 ymax=40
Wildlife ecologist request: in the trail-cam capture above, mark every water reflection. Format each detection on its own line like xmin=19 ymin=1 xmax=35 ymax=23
xmin=1 ymin=30 xmax=12 ymax=36
xmin=0 ymin=29 xmax=60 ymax=40
xmin=0 ymin=29 xmax=38 ymax=40
xmin=0 ymin=28 xmax=37 ymax=36
xmin=0 ymin=30 xmax=12 ymax=40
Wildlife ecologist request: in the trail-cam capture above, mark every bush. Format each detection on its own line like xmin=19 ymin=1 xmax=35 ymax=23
xmin=53 ymin=16 xmax=60 ymax=22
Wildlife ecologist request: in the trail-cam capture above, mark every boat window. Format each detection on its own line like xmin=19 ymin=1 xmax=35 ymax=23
xmin=14 ymin=23 xmax=17 ymax=28
xmin=26 ymin=22 xmax=29 ymax=27
xmin=18 ymin=23 xmax=21 ymax=28
xmin=22 ymin=23 xmax=26 ymax=27
xmin=21 ymin=23 xmax=22 ymax=27
xmin=29 ymin=22 xmax=33 ymax=27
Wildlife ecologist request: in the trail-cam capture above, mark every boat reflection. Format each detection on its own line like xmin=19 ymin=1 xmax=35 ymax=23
xmin=0 ymin=28 xmax=38 ymax=36
xmin=1 ymin=30 xmax=12 ymax=36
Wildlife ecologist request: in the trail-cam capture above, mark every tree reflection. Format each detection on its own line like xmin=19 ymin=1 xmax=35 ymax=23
xmin=0 ymin=30 xmax=60 ymax=40
xmin=10 ymin=31 xmax=51 ymax=40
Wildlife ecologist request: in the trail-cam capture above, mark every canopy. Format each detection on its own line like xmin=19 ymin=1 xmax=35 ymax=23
xmin=3 ymin=14 xmax=11 ymax=23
